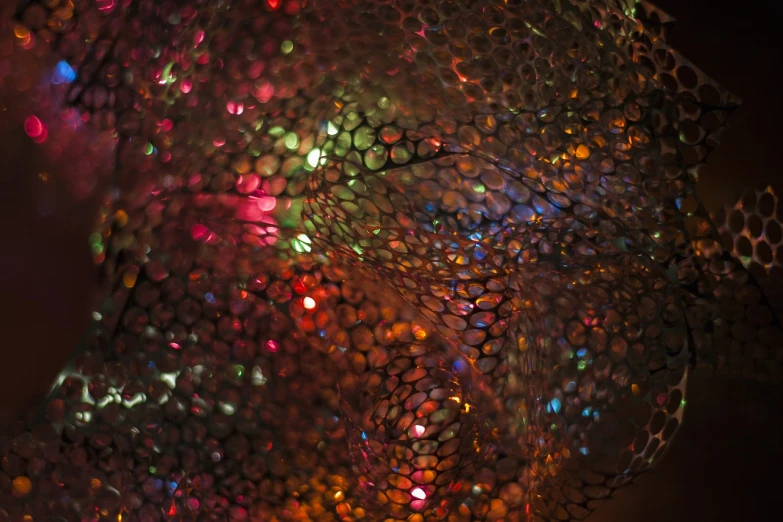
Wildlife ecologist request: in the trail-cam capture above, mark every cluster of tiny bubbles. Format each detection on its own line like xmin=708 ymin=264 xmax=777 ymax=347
xmin=494 ymin=252 xmax=691 ymax=519
xmin=337 ymin=341 xmax=497 ymax=520
xmin=0 ymin=256 xmax=451 ymax=522
xmin=2 ymin=0 xmax=783 ymax=521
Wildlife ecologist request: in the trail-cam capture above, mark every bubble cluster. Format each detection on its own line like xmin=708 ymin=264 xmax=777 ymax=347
xmin=2 ymin=1 xmax=783 ymax=522
xmin=340 ymin=343 xmax=495 ymax=519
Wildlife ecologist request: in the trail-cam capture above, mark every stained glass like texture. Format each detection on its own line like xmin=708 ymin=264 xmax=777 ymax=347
xmin=1 ymin=1 xmax=781 ymax=521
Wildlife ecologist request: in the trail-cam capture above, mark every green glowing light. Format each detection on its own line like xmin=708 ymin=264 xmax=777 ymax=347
xmin=88 ymin=232 xmax=102 ymax=246
xmin=281 ymin=40 xmax=294 ymax=55
xmin=577 ymin=360 xmax=587 ymax=371
xmin=284 ymin=132 xmax=300 ymax=150
xmin=327 ymin=121 xmax=339 ymax=136
xmin=161 ymin=62 xmax=175 ymax=84
xmin=268 ymin=125 xmax=285 ymax=138
xmin=292 ymin=233 xmax=312 ymax=253
xmin=144 ymin=142 xmax=154 ymax=155
xmin=306 ymin=148 xmax=322 ymax=169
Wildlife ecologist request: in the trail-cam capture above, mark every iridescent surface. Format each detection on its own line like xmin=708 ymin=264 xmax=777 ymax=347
xmin=1 ymin=1 xmax=781 ymax=521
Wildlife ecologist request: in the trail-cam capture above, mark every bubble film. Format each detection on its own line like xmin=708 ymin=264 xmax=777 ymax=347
xmin=2 ymin=1 xmax=782 ymax=521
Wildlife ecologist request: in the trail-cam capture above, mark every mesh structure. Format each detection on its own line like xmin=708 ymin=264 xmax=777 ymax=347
xmin=1 ymin=1 xmax=782 ymax=522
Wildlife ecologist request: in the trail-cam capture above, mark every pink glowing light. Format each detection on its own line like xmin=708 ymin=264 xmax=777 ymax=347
xmin=411 ymin=425 xmax=425 ymax=437
xmin=235 ymin=195 xmax=277 ymax=222
xmin=96 ymin=0 xmax=115 ymax=13
xmin=24 ymin=115 xmax=48 ymax=143
xmin=226 ymin=100 xmax=244 ymax=115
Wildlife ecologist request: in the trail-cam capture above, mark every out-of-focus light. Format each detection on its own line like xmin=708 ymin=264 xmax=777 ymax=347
xmin=411 ymin=425 xmax=425 ymax=437
xmin=411 ymin=487 xmax=427 ymax=500
xmin=284 ymin=132 xmax=300 ymax=150
xmin=53 ymin=60 xmax=77 ymax=84
xmin=292 ymin=233 xmax=312 ymax=253
xmin=227 ymin=100 xmax=244 ymax=115
xmin=303 ymin=297 xmax=316 ymax=310
xmin=306 ymin=147 xmax=323 ymax=169
xmin=24 ymin=115 xmax=47 ymax=143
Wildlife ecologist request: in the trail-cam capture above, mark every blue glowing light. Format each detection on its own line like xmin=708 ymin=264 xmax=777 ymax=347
xmin=52 ymin=60 xmax=77 ymax=84
xmin=546 ymin=398 xmax=562 ymax=414
xmin=205 ymin=292 xmax=216 ymax=303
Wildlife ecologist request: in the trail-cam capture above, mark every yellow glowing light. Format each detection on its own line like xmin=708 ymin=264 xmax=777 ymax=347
xmin=123 ymin=270 xmax=138 ymax=288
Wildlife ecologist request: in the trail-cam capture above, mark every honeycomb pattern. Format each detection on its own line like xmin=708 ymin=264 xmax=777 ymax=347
xmin=2 ymin=1 xmax=781 ymax=522
xmin=340 ymin=342 xmax=495 ymax=519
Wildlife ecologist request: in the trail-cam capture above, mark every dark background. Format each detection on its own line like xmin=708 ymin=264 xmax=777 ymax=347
xmin=0 ymin=1 xmax=781 ymax=520
xmin=588 ymin=1 xmax=783 ymax=521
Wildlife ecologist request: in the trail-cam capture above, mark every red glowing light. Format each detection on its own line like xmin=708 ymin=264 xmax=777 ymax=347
xmin=267 ymin=0 xmax=281 ymax=9
xmin=253 ymin=82 xmax=275 ymax=103
xmin=191 ymin=223 xmax=210 ymax=241
xmin=159 ymin=119 xmax=174 ymax=132
xmin=180 ymin=79 xmax=193 ymax=94
xmin=303 ymin=297 xmax=316 ymax=310
xmin=293 ymin=279 xmax=307 ymax=294
xmin=24 ymin=115 xmax=47 ymax=143
xmin=265 ymin=340 xmax=279 ymax=353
